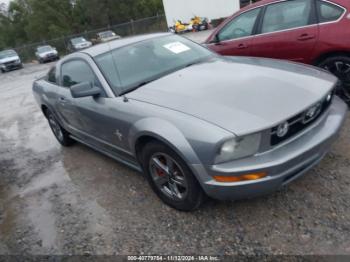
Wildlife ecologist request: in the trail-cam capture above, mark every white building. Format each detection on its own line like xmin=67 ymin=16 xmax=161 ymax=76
xmin=162 ymin=0 xmax=240 ymax=27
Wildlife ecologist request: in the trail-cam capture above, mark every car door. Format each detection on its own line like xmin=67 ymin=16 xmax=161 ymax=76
xmin=57 ymin=59 xmax=102 ymax=137
xmin=59 ymin=57 xmax=132 ymax=155
xmin=207 ymin=7 xmax=262 ymax=56
xmin=251 ymin=0 xmax=319 ymax=64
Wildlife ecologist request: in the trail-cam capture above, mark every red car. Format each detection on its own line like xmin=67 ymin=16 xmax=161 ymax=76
xmin=205 ymin=0 xmax=350 ymax=104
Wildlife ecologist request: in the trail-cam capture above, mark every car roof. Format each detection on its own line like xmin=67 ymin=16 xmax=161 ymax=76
xmin=81 ymin=32 xmax=171 ymax=57
xmin=239 ymin=0 xmax=346 ymax=12
xmin=0 ymin=49 xmax=16 ymax=53
xmin=99 ymin=30 xmax=113 ymax=34
xmin=240 ymin=0 xmax=275 ymax=11
xmin=71 ymin=36 xmax=86 ymax=40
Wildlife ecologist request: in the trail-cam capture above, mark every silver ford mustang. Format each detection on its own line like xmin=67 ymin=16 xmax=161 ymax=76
xmin=33 ymin=33 xmax=347 ymax=211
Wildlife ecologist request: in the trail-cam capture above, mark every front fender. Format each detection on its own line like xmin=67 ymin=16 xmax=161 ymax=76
xmin=127 ymin=117 xmax=217 ymax=187
xmin=128 ymin=117 xmax=202 ymax=166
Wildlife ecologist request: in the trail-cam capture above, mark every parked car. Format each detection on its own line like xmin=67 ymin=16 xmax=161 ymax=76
xmin=68 ymin=37 xmax=92 ymax=52
xmin=33 ymin=33 xmax=347 ymax=211
xmin=0 ymin=49 xmax=23 ymax=73
xmin=35 ymin=45 xmax=59 ymax=63
xmin=95 ymin=30 xmax=121 ymax=43
xmin=205 ymin=0 xmax=350 ymax=104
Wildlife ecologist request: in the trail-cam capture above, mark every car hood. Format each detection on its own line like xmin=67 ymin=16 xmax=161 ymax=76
xmin=0 ymin=56 xmax=20 ymax=64
xmin=128 ymin=57 xmax=337 ymax=136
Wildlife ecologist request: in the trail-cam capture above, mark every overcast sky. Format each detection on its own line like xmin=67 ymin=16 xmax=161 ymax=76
xmin=0 ymin=0 xmax=10 ymax=5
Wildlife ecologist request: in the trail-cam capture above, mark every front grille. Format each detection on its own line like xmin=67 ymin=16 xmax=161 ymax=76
xmin=4 ymin=61 xmax=16 ymax=66
xmin=270 ymin=92 xmax=333 ymax=146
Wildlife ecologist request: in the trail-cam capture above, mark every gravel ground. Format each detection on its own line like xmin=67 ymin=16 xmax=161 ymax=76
xmin=0 ymin=32 xmax=350 ymax=256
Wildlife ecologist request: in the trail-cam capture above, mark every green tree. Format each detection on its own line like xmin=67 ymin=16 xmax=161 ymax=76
xmin=0 ymin=0 xmax=164 ymax=48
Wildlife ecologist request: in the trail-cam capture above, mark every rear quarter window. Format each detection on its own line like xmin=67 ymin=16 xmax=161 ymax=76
xmin=47 ymin=67 xmax=57 ymax=84
xmin=317 ymin=0 xmax=344 ymax=23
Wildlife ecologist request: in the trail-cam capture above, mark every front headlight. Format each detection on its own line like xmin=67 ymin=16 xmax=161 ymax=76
xmin=215 ymin=133 xmax=261 ymax=164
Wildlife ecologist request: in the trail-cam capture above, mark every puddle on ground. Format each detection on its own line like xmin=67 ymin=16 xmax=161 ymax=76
xmin=0 ymin=120 xmax=20 ymax=144
xmin=0 ymin=185 xmax=15 ymax=238
xmin=20 ymin=162 xmax=71 ymax=197
xmin=26 ymin=196 xmax=57 ymax=248
xmin=23 ymin=113 xmax=60 ymax=153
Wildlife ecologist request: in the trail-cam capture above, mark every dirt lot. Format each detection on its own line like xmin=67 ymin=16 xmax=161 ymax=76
xmin=1 ymin=33 xmax=350 ymax=256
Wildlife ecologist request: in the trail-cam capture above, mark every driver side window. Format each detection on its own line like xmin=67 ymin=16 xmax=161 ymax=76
xmin=218 ymin=8 xmax=261 ymax=41
xmin=61 ymin=60 xmax=101 ymax=88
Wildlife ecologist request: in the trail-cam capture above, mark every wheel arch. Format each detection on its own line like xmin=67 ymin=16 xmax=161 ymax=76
xmin=41 ymin=104 xmax=49 ymax=118
xmin=40 ymin=104 xmax=65 ymax=128
xmin=129 ymin=119 xmax=201 ymax=165
xmin=128 ymin=118 xmax=208 ymax=184
xmin=313 ymin=51 xmax=350 ymax=66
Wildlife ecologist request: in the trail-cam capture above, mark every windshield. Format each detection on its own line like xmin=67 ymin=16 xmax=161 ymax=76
xmin=37 ymin=46 xmax=53 ymax=53
xmin=99 ymin=31 xmax=115 ymax=38
xmin=71 ymin=37 xmax=86 ymax=45
xmin=0 ymin=50 xmax=17 ymax=59
xmin=95 ymin=35 xmax=213 ymax=94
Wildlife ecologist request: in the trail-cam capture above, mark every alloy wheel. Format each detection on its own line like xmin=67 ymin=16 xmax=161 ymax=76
xmin=322 ymin=60 xmax=350 ymax=102
xmin=48 ymin=115 xmax=64 ymax=142
xmin=149 ymin=153 xmax=188 ymax=201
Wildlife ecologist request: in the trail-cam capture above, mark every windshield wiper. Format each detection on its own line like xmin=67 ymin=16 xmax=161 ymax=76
xmin=120 ymin=80 xmax=154 ymax=96
xmin=185 ymin=61 xmax=201 ymax=68
xmin=185 ymin=58 xmax=209 ymax=68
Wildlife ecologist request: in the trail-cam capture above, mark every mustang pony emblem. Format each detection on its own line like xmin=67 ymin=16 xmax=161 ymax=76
xmin=114 ymin=130 xmax=123 ymax=141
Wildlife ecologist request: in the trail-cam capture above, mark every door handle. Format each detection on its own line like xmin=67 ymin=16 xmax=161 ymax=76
xmin=237 ymin=43 xmax=248 ymax=49
xmin=297 ymin=34 xmax=315 ymax=41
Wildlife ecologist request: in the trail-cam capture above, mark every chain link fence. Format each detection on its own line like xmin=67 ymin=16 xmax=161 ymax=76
xmin=14 ymin=15 xmax=167 ymax=63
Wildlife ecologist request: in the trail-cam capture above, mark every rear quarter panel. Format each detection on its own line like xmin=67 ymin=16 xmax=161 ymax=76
xmin=314 ymin=0 xmax=350 ymax=62
xmin=33 ymin=79 xmax=61 ymax=120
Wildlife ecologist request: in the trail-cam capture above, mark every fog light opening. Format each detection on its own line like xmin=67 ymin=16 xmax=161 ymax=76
xmin=213 ymin=172 xmax=267 ymax=183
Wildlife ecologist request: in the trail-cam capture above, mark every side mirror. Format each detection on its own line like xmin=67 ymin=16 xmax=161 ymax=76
xmin=213 ymin=34 xmax=221 ymax=44
xmin=70 ymin=82 xmax=101 ymax=98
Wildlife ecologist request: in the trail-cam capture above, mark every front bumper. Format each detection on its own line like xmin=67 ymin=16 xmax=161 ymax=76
xmin=41 ymin=54 xmax=59 ymax=62
xmin=1 ymin=61 xmax=22 ymax=71
xmin=74 ymin=45 xmax=91 ymax=50
xmin=195 ymin=96 xmax=347 ymax=201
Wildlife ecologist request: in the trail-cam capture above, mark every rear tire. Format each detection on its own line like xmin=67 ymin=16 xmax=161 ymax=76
xmin=46 ymin=109 xmax=74 ymax=147
xmin=317 ymin=55 xmax=350 ymax=105
xmin=141 ymin=141 xmax=205 ymax=211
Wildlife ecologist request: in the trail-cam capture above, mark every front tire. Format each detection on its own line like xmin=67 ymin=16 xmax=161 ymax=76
xmin=46 ymin=110 xmax=74 ymax=147
xmin=318 ymin=55 xmax=350 ymax=105
xmin=141 ymin=141 xmax=205 ymax=211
